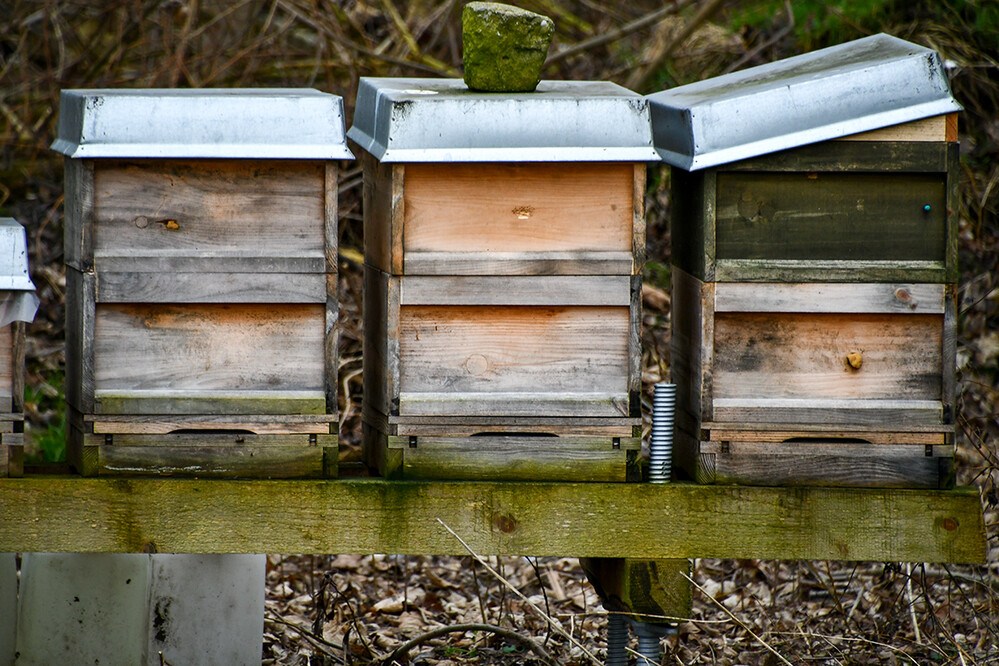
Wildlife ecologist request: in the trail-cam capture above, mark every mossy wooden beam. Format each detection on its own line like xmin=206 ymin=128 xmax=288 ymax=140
xmin=0 ymin=478 xmax=984 ymax=563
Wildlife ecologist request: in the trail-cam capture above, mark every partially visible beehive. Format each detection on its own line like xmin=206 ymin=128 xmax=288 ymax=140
xmin=349 ymin=78 xmax=659 ymax=481
xmin=53 ymin=89 xmax=352 ymax=477
xmin=649 ymin=34 xmax=962 ymax=488
xmin=0 ymin=219 xmax=39 ymax=478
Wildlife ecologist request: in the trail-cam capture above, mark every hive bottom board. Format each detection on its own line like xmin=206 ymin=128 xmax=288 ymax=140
xmin=67 ymin=408 xmax=337 ymax=478
xmin=676 ymin=425 xmax=954 ymax=488
xmin=363 ymin=409 xmax=641 ymax=482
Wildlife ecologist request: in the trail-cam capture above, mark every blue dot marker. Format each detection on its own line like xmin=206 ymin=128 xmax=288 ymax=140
xmin=923 ymin=204 xmax=931 ymax=212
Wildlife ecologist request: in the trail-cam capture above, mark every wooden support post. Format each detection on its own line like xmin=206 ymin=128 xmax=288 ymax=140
xmin=582 ymin=557 xmax=691 ymax=624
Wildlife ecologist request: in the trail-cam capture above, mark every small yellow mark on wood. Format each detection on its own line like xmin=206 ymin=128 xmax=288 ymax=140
xmin=845 ymin=350 xmax=863 ymax=370
xmin=160 ymin=219 xmax=180 ymax=230
xmin=512 ymin=205 xmax=534 ymax=219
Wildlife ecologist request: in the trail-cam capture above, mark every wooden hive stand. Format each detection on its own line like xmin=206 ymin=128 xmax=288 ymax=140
xmin=650 ymin=35 xmax=963 ymax=488
xmin=53 ymin=89 xmax=352 ymax=478
xmin=349 ymin=78 xmax=660 ymax=482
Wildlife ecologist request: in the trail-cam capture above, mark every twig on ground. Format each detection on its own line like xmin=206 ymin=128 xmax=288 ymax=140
xmin=379 ymin=622 xmax=556 ymax=665
xmin=266 ymin=610 xmax=346 ymax=662
xmin=437 ymin=519 xmax=601 ymax=665
xmin=682 ymin=571 xmax=794 ymax=666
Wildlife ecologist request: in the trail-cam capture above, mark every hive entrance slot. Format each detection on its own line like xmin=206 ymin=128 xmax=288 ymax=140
xmin=782 ymin=436 xmax=872 ymax=444
xmin=470 ymin=431 xmax=558 ymax=438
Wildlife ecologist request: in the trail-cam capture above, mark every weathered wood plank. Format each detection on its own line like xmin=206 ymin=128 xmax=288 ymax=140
xmin=670 ymin=268 xmax=708 ymax=425
xmin=632 ymin=164 xmax=647 ymax=274
xmin=402 ymin=251 xmax=634 ymax=276
xmin=93 ymin=443 xmax=329 ymax=478
xmin=703 ymin=426 xmax=950 ymax=445
xmin=65 ymin=268 xmax=97 ymax=413
xmin=362 ymin=265 xmax=399 ymax=417
xmin=713 ymin=282 xmax=945 ymax=314
xmin=398 ymin=305 xmax=629 ymax=415
xmin=90 ymin=414 xmax=335 ymax=435
xmin=63 ymin=158 xmax=95 ymax=271
xmin=704 ymin=444 xmax=952 ymax=489
xmin=403 ymin=162 xmax=634 ymax=254
xmin=387 ymin=435 xmax=638 ymax=482
xmin=370 ymin=410 xmax=639 ymax=437
xmin=93 ymin=303 xmax=325 ymax=403
xmin=362 ymin=154 xmax=393 ymax=274
xmin=93 ymin=390 xmax=327 ymax=416
xmin=722 ymin=141 xmax=950 ymax=173
xmin=398 ymin=392 xmax=631 ymax=418
xmin=399 ymin=275 xmax=631 ymax=306
xmin=325 ymin=161 xmax=339 ymax=417
xmin=92 ymin=253 xmax=325 ymax=274
xmin=0 ymin=478 xmax=984 ymax=563
xmin=0 ymin=325 xmax=13 ymax=413
xmin=11 ymin=322 xmax=24 ymax=415
xmin=713 ymin=312 xmax=943 ymax=403
xmin=88 ymin=433 xmax=335 ymax=448
xmin=713 ymin=259 xmax=948 ymax=283
xmin=715 ymin=172 xmax=946 ymax=263
xmin=95 ymin=271 xmax=325 ymax=303
xmin=837 ymin=114 xmax=952 ymax=142
xmin=92 ymin=160 xmax=324 ymax=258
xmin=711 ymin=398 xmax=943 ymax=426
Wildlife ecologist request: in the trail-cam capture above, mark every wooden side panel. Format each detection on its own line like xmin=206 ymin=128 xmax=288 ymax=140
xmin=403 ymin=163 xmax=633 ymax=254
xmin=713 ymin=312 xmax=942 ymax=402
xmin=715 ymin=172 xmax=947 ymax=263
xmin=93 ymin=303 xmax=325 ymax=411
xmin=362 ymin=155 xmax=404 ymax=274
xmin=92 ymin=160 xmax=324 ymax=263
xmin=93 ymin=441 xmax=329 ymax=478
xmin=670 ymin=169 xmax=709 ymax=281
xmin=64 ymin=158 xmax=95 ymax=271
xmin=398 ymin=305 xmax=629 ymax=416
xmin=0 ymin=325 xmax=12 ymax=413
xmin=95 ymin=272 xmax=325 ymax=304
xmin=670 ymin=269 xmax=707 ymax=427
xmin=399 ymin=275 xmax=631 ymax=306
xmin=713 ymin=282 xmax=945 ymax=314
xmin=389 ymin=435 xmax=637 ymax=482
xmin=324 ymin=161 xmax=339 ymax=417
xmin=362 ymin=266 xmax=399 ymax=417
xmin=65 ymin=268 xmax=97 ymax=413
xmin=705 ymin=441 xmax=951 ymax=488
xmin=632 ymin=164 xmax=647 ymax=274
xmin=837 ymin=114 xmax=952 ymax=142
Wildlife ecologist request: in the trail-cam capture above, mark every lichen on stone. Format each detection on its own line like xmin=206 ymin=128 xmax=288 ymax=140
xmin=462 ymin=2 xmax=554 ymax=93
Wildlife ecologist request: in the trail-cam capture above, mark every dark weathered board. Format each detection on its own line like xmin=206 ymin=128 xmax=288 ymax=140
xmin=580 ymin=557 xmax=692 ymax=622
xmin=671 ymin=140 xmax=958 ymax=282
xmin=0 ymin=478 xmax=985 ymax=563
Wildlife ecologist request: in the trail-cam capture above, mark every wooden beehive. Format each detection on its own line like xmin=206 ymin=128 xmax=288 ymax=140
xmin=349 ymin=78 xmax=659 ymax=481
xmin=0 ymin=219 xmax=38 ymax=478
xmin=649 ymin=35 xmax=962 ymax=488
xmin=54 ymin=89 xmax=352 ymax=478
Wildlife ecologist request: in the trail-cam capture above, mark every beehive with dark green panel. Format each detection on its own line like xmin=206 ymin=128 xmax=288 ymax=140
xmin=649 ymin=34 xmax=961 ymax=488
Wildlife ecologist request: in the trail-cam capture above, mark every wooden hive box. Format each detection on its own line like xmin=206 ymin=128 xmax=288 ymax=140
xmin=349 ymin=78 xmax=660 ymax=481
xmin=0 ymin=219 xmax=39 ymax=478
xmin=53 ymin=89 xmax=352 ymax=478
xmin=649 ymin=34 xmax=962 ymax=488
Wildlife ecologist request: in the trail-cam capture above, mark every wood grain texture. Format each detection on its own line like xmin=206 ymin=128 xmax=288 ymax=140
xmin=402 ymin=251 xmax=634 ymax=276
xmin=92 ymin=159 xmax=325 ymax=262
xmin=632 ymin=164 xmax=647 ymax=274
xmin=94 ymin=303 xmax=325 ymax=401
xmin=703 ymin=426 xmax=950 ymax=445
xmin=723 ymin=141 xmax=950 ymax=173
xmin=95 ymin=271 xmax=325 ymax=303
xmin=398 ymin=305 xmax=629 ymax=413
xmin=90 ymin=414 xmax=335 ymax=435
xmin=670 ymin=268 xmax=709 ymax=425
xmin=0 ymin=324 xmax=13 ymax=413
xmin=88 ymin=432 xmax=335 ymax=448
xmin=11 ymin=322 xmax=25 ymax=416
xmin=715 ymin=172 xmax=946 ymax=263
xmin=399 ymin=275 xmax=631 ymax=306
xmin=65 ymin=268 xmax=97 ymax=412
xmin=705 ymin=445 xmax=951 ymax=489
xmin=837 ymin=114 xmax=951 ymax=142
xmin=402 ymin=163 xmax=633 ymax=254
xmin=0 ymin=478 xmax=984 ymax=562
xmin=388 ymin=435 xmax=637 ymax=482
xmin=325 ymin=161 xmax=339 ymax=417
xmin=93 ymin=442 xmax=328 ymax=478
xmin=397 ymin=392 xmax=631 ymax=418
xmin=63 ymin=158 xmax=95 ymax=271
xmin=713 ymin=312 xmax=943 ymax=402
xmin=946 ymin=143 xmax=960 ymax=283
xmin=368 ymin=409 xmax=639 ymax=437
xmin=712 ymin=259 xmax=948 ymax=283
xmin=713 ymin=282 xmax=945 ymax=314
xmin=362 ymin=265 xmax=399 ymax=417
xmin=93 ymin=390 xmax=327 ymax=416
xmin=711 ymin=398 xmax=943 ymax=426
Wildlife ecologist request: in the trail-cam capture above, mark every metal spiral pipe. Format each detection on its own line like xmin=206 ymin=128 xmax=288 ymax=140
xmin=605 ymin=613 xmax=629 ymax=666
xmin=649 ymin=382 xmax=677 ymax=483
